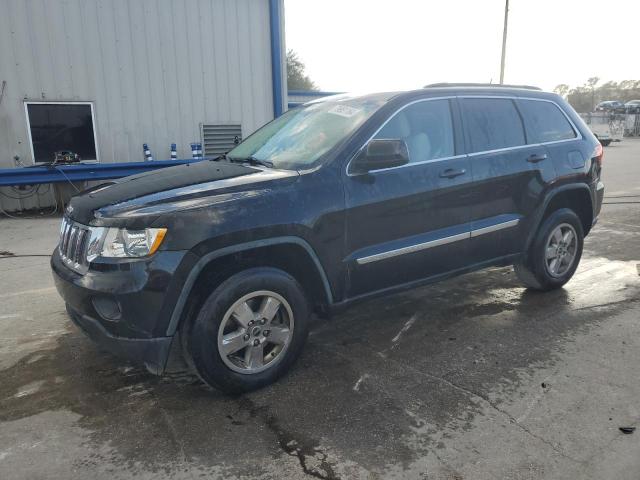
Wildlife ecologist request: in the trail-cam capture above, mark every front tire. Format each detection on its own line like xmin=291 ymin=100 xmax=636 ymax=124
xmin=183 ymin=267 xmax=310 ymax=394
xmin=514 ymin=209 xmax=584 ymax=291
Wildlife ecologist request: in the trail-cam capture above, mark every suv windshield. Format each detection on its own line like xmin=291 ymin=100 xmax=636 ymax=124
xmin=227 ymin=94 xmax=390 ymax=170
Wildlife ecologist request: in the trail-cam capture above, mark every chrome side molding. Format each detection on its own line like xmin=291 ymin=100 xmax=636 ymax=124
xmin=356 ymin=218 xmax=520 ymax=265
xmin=470 ymin=218 xmax=520 ymax=237
xmin=357 ymin=232 xmax=469 ymax=265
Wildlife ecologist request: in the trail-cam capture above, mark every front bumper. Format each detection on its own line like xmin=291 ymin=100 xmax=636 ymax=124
xmin=66 ymin=303 xmax=172 ymax=374
xmin=51 ymin=248 xmax=189 ymax=373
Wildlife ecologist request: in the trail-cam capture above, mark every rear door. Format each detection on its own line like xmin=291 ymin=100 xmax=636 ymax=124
xmin=516 ymin=98 xmax=581 ymax=178
xmin=459 ymin=96 xmax=553 ymax=264
xmin=343 ymin=98 xmax=473 ymax=297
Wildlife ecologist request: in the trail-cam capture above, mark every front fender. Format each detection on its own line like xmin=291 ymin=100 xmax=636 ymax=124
xmin=164 ymin=236 xmax=334 ymax=336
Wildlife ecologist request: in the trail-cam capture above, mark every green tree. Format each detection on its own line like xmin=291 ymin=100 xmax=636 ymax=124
xmin=586 ymin=77 xmax=600 ymax=89
xmin=586 ymin=77 xmax=600 ymax=110
xmin=287 ymin=49 xmax=317 ymax=91
xmin=564 ymin=77 xmax=640 ymax=112
xmin=553 ymin=84 xmax=570 ymax=98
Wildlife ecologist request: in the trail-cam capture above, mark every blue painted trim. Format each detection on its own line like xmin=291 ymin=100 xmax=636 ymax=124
xmin=288 ymin=90 xmax=343 ymax=97
xmin=268 ymin=0 xmax=284 ymax=117
xmin=0 ymin=159 xmax=208 ymax=187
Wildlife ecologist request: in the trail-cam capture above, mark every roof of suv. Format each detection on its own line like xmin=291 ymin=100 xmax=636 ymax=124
xmin=395 ymin=84 xmax=556 ymax=103
xmin=308 ymin=84 xmax=556 ymax=108
xmin=423 ymin=82 xmax=541 ymax=90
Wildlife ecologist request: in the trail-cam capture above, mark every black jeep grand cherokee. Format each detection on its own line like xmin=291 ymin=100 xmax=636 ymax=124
xmin=52 ymin=85 xmax=604 ymax=393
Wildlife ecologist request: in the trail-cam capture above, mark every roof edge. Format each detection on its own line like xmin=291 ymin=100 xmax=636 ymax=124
xmin=424 ymin=82 xmax=542 ymax=91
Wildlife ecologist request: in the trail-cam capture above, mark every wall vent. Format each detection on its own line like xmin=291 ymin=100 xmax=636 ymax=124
xmin=201 ymin=124 xmax=242 ymax=156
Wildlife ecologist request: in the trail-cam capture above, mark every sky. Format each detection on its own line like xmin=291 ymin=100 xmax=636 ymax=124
xmin=285 ymin=0 xmax=640 ymax=93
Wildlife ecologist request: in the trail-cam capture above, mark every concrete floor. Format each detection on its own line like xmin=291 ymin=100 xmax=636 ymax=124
xmin=1 ymin=140 xmax=639 ymax=480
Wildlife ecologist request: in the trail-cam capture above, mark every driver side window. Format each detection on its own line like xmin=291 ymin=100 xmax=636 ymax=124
xmin=374 ymin=99 xmax=455 ymax=164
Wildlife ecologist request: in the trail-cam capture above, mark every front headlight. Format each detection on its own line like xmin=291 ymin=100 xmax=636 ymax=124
xmin=86 ymin=227 xmax=167 ymax=260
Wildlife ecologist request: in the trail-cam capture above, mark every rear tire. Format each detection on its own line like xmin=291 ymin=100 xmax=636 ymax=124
xmin=514 ymin=209 xmax=584 ymax=291
xmin=182 ymin=267 xmax=310 ymax=394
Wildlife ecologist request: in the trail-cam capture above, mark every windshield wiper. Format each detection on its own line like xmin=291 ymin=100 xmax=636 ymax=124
xmin=228 ymin=156 xmax=274 ymax=168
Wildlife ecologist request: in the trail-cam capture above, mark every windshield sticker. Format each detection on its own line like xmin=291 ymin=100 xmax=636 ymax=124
xmin=328 ymin=105 xmax=361 ymax=118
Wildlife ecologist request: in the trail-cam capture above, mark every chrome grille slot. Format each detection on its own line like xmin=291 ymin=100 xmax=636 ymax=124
xmin=76 ymin=229 xmax=88 ymax=264
xmin=67 ymin=226 xmax=79 ymax=261
xmin=58 ymin=217 xmax=91 ymax=274
xmin=61 ymin=220 xmax=71 ymax=255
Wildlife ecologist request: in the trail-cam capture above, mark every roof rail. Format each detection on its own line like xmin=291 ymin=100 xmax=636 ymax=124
xmin=424 ymin=82 xmax=542 ymax=91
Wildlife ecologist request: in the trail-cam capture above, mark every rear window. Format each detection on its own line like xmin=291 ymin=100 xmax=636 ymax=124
xmin=461 ymin=98 xmax=526 ymax=153
xmin=519 ymin=99 xmax=576 ymax=143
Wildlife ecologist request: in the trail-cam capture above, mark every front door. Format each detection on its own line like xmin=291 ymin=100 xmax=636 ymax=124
xmin=343 ymin=98 xmax=473 ymax=298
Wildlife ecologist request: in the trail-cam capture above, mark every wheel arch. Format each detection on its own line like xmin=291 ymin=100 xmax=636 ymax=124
xmin=165 ymin=237 xmax=333 ymax=336
xmin=524 ymin=183 xmax=594 ymax=253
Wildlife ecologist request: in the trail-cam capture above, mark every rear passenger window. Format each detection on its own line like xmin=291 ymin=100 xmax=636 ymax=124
xmin=519 ymin=99 xmax=576 ymax=143
xmin=374 ymin=99 xmax=454 ymax=163
xmin=461 ymin=98 xmax=525 ymax=153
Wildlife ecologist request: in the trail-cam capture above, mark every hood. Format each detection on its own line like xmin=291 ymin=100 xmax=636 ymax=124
xmin=66 ymin=161 xmax=296 ymax=225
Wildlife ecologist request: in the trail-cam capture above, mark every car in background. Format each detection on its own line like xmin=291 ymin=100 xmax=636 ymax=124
xmin=625 ymin=100 xmax=640 ymax=114
xmin=595 ymin=101 xmax=626 ymax=113
xmin=593 ymin=130 xmax=612 ymax=146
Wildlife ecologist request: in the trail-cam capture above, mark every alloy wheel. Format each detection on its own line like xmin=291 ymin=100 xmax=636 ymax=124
xmin=217 ymin=290 xmax=294 ymax=374
xmin=544 ymin=223 xmax=578 ymax=278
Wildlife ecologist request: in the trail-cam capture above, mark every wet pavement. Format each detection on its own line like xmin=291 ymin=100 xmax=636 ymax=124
xmin=1 ymin=140 xmax=639 ymax=479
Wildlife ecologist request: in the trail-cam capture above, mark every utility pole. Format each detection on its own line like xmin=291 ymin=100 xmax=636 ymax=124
xmin=499 ymin=0 xmax=509 ymax=84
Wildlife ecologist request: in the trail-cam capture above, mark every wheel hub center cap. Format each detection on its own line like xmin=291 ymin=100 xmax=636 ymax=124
xmin=251 ymin=326 xmax=262 ymax=337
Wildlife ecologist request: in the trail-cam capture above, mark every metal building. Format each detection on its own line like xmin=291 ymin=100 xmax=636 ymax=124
xmin=0 ymin=0 xmax=285 ymax=212
xmin=287 ymin=90 xmax=342 ymax=109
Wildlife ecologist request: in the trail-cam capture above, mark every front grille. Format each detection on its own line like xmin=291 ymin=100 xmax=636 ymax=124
xmin=59 ymin=217 xmax=90 ymax=274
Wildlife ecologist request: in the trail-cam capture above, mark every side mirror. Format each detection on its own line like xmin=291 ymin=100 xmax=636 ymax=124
xmin=351 ymin=139 xmax=409 ymax=174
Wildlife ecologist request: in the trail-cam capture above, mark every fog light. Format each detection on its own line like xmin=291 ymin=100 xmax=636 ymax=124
xmin=92 ymin=296 xmax=122 ymax=321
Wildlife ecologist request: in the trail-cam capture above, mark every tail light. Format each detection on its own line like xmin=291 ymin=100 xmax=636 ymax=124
xmin=593 ymin=143 xmax=603 ymax=167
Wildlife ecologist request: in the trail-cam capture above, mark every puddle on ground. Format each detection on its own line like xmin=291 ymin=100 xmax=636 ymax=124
xmin=483 ymin=257 xmax=640 ymax=313
xmin=0 ymin=253 xmax=638 ymax=478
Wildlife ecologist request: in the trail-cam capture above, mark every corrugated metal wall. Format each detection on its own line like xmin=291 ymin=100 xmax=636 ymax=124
xmin=0 ymin=0 xmax=281 ymax=212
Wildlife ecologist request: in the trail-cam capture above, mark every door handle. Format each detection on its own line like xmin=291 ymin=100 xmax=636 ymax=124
xmin=439 ymin=168 xmax=466 ymax=179
xmin=527 ymin=153 xmax=548 ymax=163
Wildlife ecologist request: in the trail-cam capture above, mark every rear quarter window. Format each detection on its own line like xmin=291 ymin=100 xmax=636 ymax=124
xmin=461 ymin=98 xmax=526 ymax=153
xmin=519 ymin=99 xmax=577 ymax=143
